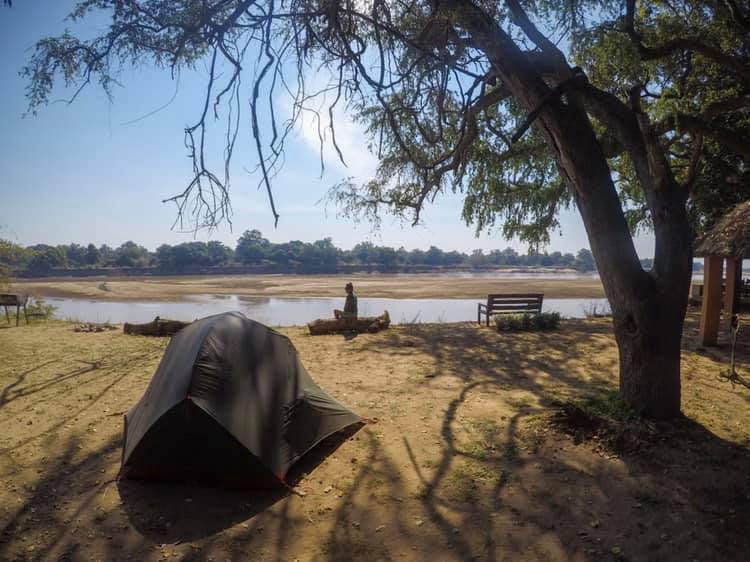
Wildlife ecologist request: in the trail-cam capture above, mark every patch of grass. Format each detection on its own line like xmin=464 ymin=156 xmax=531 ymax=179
xmin=518 ymin=414 xmax=548 ymax=453
xmin=506 ymin=395 xmax=535 ymax=410
xmin=386 ymin=400 xmax=405 ymax=418
xmin=502 ymin=442 xmax=520 ymax=461
xmin=471 ymin=418 xmax=502 ymax=444
xmin=412 ymin=482 xmax=431 ymax=499
xmin=366 ymin=477 xmax=386 ymax=490
xmin=446 ymin=465 xmax=480 ymax=502
xmin=550 ymin=390 xmax=657 ymax=455
xmin=464 ymin=441 xmax=490 ymax=460
xmin=472 ymin=464 xmax=495 ymax=480
xmin=497 ymin=468 xmax=512 ymax=486
xmin=633 ymin=488 xmax=663 ymax=506
xmin=460 ymin=417 xmax=503 ymax=459
xmin=577 ymin=390 xmax=636 ymax=422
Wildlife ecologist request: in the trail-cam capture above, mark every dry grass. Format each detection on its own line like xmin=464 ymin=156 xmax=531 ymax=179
xmin=0 ymin=314 xmax=749 ymax=561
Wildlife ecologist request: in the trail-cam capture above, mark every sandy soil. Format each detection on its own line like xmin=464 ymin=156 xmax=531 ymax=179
xmin=1 ymin=313 xmax=749 ymax=562
xmin=10 ymin=274 xmax=605 ymax=302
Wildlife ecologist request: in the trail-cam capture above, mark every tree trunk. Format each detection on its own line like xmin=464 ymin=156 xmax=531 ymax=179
xmin=451 ymin=0 xmax=693 ymax=418
xmin=560 ymin=116 xmax=692 ymax=419
xmin=123 ymin=317 xmax=192 ymax=336
xmin=570 ymin=156 xmax=689 ymax=420
xmin=307 ymin=311 xmax=391 ymax=335
xmin=609 ymin=273 xmax=688 ymax=418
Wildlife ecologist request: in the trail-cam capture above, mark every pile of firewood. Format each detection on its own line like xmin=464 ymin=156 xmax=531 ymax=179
xmin=74 ymin=323 xmax=117 ymax=333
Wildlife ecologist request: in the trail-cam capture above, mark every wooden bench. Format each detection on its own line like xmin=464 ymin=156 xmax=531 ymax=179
xmin=0 ymin=293 xmax=29 ymax=326
xmin=477 ymin=293 xmax=544 ymax=326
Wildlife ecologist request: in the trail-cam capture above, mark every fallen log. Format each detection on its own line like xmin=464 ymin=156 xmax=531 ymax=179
xmin=308 ymin=311 xmax=390 ymax=335
xmin=123 ymin=316 xmax=192 ymax=336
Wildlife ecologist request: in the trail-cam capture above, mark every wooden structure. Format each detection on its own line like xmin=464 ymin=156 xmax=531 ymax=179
xmin=695 ymin=201 xmax=750 ymax=345
xmin=477 ymin=293 xmax=544 ymax=326
xmin=123 ymin=316 xmax=192 ymax=336
xmin=1 ymin=293 xmax=29 ymax=326
xmin=308 ymin=311 xmax=390 ymax=335
xmin=689 ymin=278 xmax=750 ymax=305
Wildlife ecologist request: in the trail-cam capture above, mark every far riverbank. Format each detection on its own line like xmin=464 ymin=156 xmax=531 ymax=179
xmin=10 ymin=272 xmax=606 ymax=301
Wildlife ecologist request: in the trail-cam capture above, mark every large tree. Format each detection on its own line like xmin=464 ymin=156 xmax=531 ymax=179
xmin=16 ymin=0 xmax=750 ymax=417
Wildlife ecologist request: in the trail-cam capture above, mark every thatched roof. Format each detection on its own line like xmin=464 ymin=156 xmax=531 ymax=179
xmin=695 ymin=200 xmax=750 ymax=258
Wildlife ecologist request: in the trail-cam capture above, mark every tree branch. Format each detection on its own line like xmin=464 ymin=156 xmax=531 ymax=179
xmin=655 ymin=114 xmax=750 ymax=160
xmin=681 ymin=132 xmax=703 ymax=194
xmin=704 ymin=94 xmax=750 ymax=116
xmin=625 ymin=0 xmax=750 ymax=82
xmin=722 ymin=0 xmax=750 ymax=33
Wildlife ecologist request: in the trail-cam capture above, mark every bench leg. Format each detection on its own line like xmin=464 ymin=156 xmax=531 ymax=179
xmin=23 ymin=304 xmax=28 ymax=324
xmin=4 ymin=306 xmax=9 ymax=324
xmin=16 ymin=305 xmax=20 ymax=327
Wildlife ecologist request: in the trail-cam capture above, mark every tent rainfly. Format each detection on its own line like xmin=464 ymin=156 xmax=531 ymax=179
xmin=694 ymin=200 xmax=750 ymax=345
xmin=119 ymin=311 xmax=362 ymax=486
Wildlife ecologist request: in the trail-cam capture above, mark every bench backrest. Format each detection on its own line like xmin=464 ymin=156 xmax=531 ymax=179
xmin=0 ymin=294 xmax=28 ymax=306
xmin=486 ymin=293 xmax=543 ymax=314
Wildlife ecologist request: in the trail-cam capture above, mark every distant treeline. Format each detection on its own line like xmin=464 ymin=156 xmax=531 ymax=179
xmin=3 ymin=229 xmax=604 ymax=275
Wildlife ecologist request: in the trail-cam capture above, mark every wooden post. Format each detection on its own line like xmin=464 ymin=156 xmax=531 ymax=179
xmin=734 ymin=258 xmax=742 ymax=308
xmin=700 ymin=255 xmax=723 ymax=346
xmin=724 ymin=257 xmax=741 ymax=330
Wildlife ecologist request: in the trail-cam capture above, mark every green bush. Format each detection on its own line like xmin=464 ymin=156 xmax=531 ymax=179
xmin=4 ymin=298 xmax=57 ymax=322
xmin=495 ymin=312 xmax=560 ymax=332
xmin=26 ymin=298 xmax=57 ymax=319
xmin=537 ymin=312 xmax=561 ymax=330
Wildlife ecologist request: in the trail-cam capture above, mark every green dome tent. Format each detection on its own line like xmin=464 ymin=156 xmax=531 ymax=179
xmin=119 ymin=311 xmax=362 ymax=487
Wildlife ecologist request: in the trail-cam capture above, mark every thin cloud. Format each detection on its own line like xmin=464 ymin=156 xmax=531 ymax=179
xmin=274 ymin=77 xmax=379 ymax=181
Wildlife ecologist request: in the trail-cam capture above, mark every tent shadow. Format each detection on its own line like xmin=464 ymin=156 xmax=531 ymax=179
xmin=117 ymin=422 xmax=364 ymax=542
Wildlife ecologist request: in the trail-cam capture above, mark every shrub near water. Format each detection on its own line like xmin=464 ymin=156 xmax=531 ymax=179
xmin=495 ymin=312 xmax=560 ymax=332
xmin=4 ymin=298 xmax=57 ymax=322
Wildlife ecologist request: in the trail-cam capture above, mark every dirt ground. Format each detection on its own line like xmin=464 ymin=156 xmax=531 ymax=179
xmin=1 ymin=313 xmax=749 ymax=562
xmin=10 ymin=273 xmax=605 ymax=302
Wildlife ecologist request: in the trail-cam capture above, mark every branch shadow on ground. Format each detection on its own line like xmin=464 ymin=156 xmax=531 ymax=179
xmin=0 ymin=359 xmax=59 ymax=408
xmin=308 ymin=319 xmax=750 ymax=561
xmin=0 ymin=350 xmax=160 ymax=456
xmin=117 ymin=423 xmax=363 ymax=543
xmin=3 ymin=319 xmax=750 ymax=561
xmin=0 ymin=434 xmax=125 ymax=562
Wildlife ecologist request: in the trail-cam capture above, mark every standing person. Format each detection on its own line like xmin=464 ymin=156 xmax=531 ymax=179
xmin=334 ymin=282 xmax=358 ymax=320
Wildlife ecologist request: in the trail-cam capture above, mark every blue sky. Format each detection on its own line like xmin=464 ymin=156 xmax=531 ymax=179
xmin=0 ymin=2 xmax=655 ymax=256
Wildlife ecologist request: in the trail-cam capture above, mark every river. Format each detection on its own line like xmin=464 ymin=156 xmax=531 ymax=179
xmin=46 ymin=295 xmax=611 ymax=325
